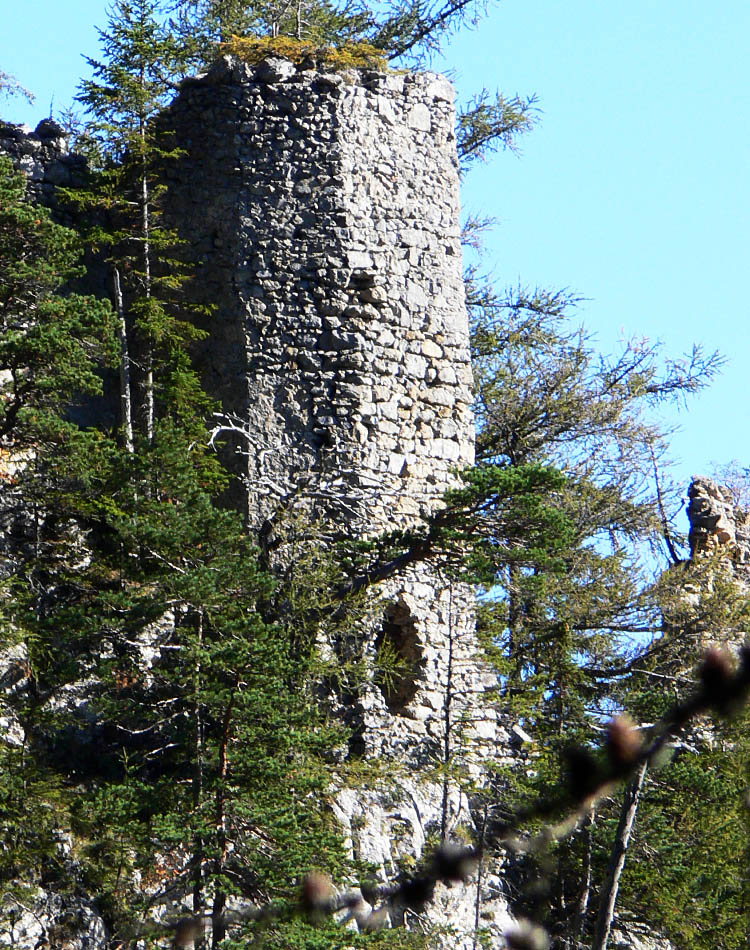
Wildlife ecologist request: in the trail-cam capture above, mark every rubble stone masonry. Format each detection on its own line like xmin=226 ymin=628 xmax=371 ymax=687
xmin=161 ymin=55 xmax=474 ymax=532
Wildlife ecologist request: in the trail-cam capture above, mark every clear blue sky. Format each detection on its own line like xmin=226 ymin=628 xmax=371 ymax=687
xmin=3 ymin=1 xmax=749 ymax=506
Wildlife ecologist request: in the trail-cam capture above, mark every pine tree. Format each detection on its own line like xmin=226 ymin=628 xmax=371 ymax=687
xmin=592 ymin=564 xmax=750 ymax=950
xmin=76 ymin=0 xmax=207 ymax=447
xmin=618 ymin=706 xmax=749 ymax=950
xmin=35 ymin=424 xmax=347 ymax=944
xmin=171 ymin=0 xmax=484 ymax=60
xmin=468 ymin=284 xmax=716 ymax=711
xmin=0 ymin=155 xmax=116 ymax=912
xmin=0 ymin=156 xmax=115 ymax=445
xmin=172 ymin=0 xmax=370 ymax=58
xmin=459 ymin=281 xmax=725 ymax=944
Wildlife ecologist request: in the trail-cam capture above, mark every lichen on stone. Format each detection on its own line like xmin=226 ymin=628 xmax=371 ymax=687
xmin=220 ymin=34 xmax=387 ymax=71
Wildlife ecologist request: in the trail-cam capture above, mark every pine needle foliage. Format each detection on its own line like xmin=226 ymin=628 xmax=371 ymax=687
xmin=619 ymin=709 xmax=750 ymax=950
xmin=13 ymin=418 xmax=359 ymax=943
xmin=75 ymin=0 xmax=211 ymax=445
xmin=0 ymin=157 xmax=116 ymax=444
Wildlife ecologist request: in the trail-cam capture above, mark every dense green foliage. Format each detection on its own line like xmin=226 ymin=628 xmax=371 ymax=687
xmin=0 ymin=151 xmax=373 ymax=946
xmin=620 ymin=708 xmax=750 ymax=950
xmin=0 ymin=156 xmax=115 ymax=442
xmin=24 ymin=424 xmax=355 ymax=942
xmin=74 ymin=0 xmax=212 ymax=448
xmin=1 ymin=2 xmax=749 ymax=949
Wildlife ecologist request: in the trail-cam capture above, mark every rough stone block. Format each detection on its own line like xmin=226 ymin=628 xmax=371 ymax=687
xmin=255 ymin=56 xmax=297 ymax=83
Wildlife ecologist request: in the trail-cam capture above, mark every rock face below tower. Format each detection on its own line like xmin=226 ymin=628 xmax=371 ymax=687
xmin=161 ymin=55 xmax=509 ymax=946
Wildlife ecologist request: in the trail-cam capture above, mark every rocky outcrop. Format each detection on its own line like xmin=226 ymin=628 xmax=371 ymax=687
xmin=611 ymin=923 xmax=675 ymax=950
xmin=0 ymin=119 xmax=88 ymax=227
xmin=687 ymin=475 xmax=750 ymax=573
xmin=0 ymin=892 xmax=107 ymax=950
xmin=333 ymin=780 xmax=514 ymax=944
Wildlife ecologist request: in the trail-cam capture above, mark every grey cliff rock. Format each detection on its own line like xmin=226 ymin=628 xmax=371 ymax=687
xmin=687 ymin=475 xmax=750 ymax=571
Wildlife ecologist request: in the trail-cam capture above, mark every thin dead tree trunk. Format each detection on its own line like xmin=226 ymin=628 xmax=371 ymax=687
xmin=139 ymin=115 xmax=154 ymax=444
xmin=440 ymin=586 xmax=455 ymax=841
xmin=113 ymin=266 xmax=134 ymax=453
xmin=192 ymin=609 xmax=206 ymax=947
xmin=573 ymin=805 xmax=595 ymax=946
xmin=472 ymin=803 xmax=489 ymax=950
xmin=211 ymin=677 xmax=238 ymax=949
xmin=592 ymin=760 xmax=648 ymax=950
xmin=651 ymin=446 xmax=682 ymax=565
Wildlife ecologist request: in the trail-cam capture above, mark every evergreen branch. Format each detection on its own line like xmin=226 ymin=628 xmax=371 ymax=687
xmin=457 ymin=90 xmax=539 ymax=167
xmin=488 ymin=646 xmax=750 ymax=848
xmin=380 ymin=0 xmax=478 ymax=61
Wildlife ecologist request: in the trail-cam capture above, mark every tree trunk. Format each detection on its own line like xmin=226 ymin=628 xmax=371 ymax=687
xmin=112 ymin=267 xmax=134 ymax=453
xmin=212 ymin=678 xmax=238 ymax=948
xmin=472 ymin=804 xmax=489 ymax=950
xmin=439 ymin=587 xmax=455 ymax=841
xmin=192 ymin=610 xmax=205 ymax=947
xmin=591 ymin=761 xmax=648 ymax=950
xmin=573 ymin=805 xmax=595 ymax=945
xmin=139 ymin=114 xmax=154 ymax=443
xmin=506 ymin=563 xmax=527 ymax=690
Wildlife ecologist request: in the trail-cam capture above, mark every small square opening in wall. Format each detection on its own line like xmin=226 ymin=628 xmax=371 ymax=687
xmin=374 ymin=601 xmax=425 ymax=714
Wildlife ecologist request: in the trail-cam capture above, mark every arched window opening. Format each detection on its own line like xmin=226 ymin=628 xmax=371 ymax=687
xmin=374 ymin=602 xmax=424 ymax=715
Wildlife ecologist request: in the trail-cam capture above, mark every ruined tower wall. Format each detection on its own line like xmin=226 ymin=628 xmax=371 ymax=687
xmin=159 ymin=54 xmax=500 ymax=758
xmin=0 ymin=119 xmax=88 ymax=223
xmin=1 ymin=66 xmax=511 ymax=946
xmin=159 ymin=58 xmax=508 ymax=945
xmin=162 ymin=56 xmax=474 ymax=532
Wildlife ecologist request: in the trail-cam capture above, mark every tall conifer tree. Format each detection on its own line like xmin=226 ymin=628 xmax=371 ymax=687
xmin=76 ymin=0 xmax=207 ymax=445
xmin=0 ymin=157 xmax=115 ymax=445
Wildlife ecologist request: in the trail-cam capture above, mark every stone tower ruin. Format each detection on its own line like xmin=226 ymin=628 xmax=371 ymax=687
xmin=162 ymin=56 xmax=474 ymax=531
xmin=158 ymin=54 xmax=508 ymax=941
xmin=159 ymin=53 xmax=501 ymax=750
xmin=1 ymin=57 xmax=512 ymax=946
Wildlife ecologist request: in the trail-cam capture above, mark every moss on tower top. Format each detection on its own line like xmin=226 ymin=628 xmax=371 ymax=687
xmin=220 ymin=35 xmax=387 ymax=72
